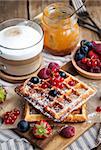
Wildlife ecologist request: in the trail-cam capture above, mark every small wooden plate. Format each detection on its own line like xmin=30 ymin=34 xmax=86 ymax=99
xmin=72 ymin=41 xmax=101 ymax=80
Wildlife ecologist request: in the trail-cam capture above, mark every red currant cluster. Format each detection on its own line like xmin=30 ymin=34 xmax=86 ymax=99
xmin=38 ymin=62 xmax=67 ymax=89
xmin=96 ymin=106 xmax=101 ymax=112
xmin=3 ymin=108 xmax=20 ymax=125
xmin=49 ymin=72 xmax=64 ymax=89
xmin=81 ymin=56 xmax=101 ymax=68
xmin=76 ymin=40 xmax=101 ymax=73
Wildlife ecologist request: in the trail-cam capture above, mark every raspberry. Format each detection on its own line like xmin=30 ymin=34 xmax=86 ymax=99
xmin=88 ymin=50 xmax=99 ymax=59
xmin=48 ymin=62 xmax=60 ymax=72
xmin=59 ymin=126 xmax=75 ymax=138
xmin=38 ymin=68 xmax=51 ymax=79
xmin=96 ymin=106 xmax=101 ymax=112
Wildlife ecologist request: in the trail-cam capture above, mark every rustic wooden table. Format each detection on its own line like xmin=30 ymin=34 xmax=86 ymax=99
xmin=0 ymin=0 xmax=101 ymax=41
xmin=0 ymin=0 xmax=101 ymax=150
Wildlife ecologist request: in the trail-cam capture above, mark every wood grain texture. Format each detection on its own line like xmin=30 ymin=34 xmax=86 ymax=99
xmin=29 ymin=0 xmax=69 ymax=19
xmin=0 ymin=0 xmax=28 ymax=23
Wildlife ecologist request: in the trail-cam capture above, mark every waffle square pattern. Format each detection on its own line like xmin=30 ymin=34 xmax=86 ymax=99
xmin=15 ymin=69 xmax=96 ymax=122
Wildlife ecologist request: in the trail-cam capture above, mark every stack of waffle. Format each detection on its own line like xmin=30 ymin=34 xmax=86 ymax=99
xmin=15 ymin=69 xmax=96 ymax=123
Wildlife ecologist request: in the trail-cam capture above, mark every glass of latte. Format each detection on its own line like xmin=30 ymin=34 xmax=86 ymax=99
xmin=0 ymin=19 xmax=44 ymax=76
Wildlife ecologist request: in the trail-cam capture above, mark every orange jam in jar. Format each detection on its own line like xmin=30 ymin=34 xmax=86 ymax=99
xmin=42 ymin=3 xmax=80 ymax=56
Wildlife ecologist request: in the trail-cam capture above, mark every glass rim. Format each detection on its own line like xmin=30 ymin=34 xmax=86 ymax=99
xmin=43 ymin=2 xmax=76 ymax=21
xmin=0 ymin=18 xmax=44 ymax=50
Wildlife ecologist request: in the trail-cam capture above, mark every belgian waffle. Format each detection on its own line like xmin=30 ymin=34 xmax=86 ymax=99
xmin=15 ymin=69 xmax=96 ymax=122
xmin=24 ymin=102 xmax=87 ymax=122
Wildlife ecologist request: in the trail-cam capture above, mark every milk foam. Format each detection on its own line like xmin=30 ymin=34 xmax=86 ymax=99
xmin=0 ymin=25 xmax=41 ymax=49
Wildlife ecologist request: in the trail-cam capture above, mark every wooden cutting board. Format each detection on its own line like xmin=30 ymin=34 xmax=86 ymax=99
xmin=14 ymin=78 xmax=101 ymax=150
xmin=0 ymin=63 xmax=101 ymax=150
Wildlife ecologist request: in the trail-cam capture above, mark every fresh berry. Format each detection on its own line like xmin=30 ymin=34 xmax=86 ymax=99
xmin=54 ymin=72 xmax=60 ymax=78
xmin=48 ymin=62 xmax=60 ymax=72
xmin=59 ymin=77 xmax=64 ymax=82
xmin=49 ymin=89 xmax=57 ymax=97
xmin=33 ymin=120 xmax=52 ymax=139
xmin=80 ymin=45 xmax=89 ymax=54
xmin=92 ymin=41 xmax=101 ymax=55
xmin=59 ymin=71 xmax=67 ymax=78
xmin=96 ymin=106 xmax=101 ymax=112
xmin=75 ymin=52 xmax=85 ymax=61
xmin=3 ymin=108 xmax=20 ymax=125
xmin=14 ymin=109 xmax=20 ymax=116
xmin=87 ymin=60 xmax=92 ymax=67
xmin=88 ymin=50 xmax=99 ymax=59
xmin=0 ymin=117 xmax=3 ymax=126
xmin=30 ymin=77 xmax=39 ymax=84
xmin=4 ymin=119 xmax=11 ymax=124
xmin=10 ymin=119 xmax=15 ymax=124
xmin=91 ymin=59 xmax=98 ymax=67
xmin=85 ymin=41 xmax=93 ymax=50
xmin=80 ymin=40 xmax=88 ymax=47
xmin=17 ymin=120 xmax=30 ymax=132
xmin=59 ymin=126 xmax=75 ymax=138
xmin=0 ymin=86 xmax=7 ymax=104
xmin=81 ymin=58 xmax=88 ymax=64
xmin=41 ymin=83 xmax=48 ymax=88
xmin=68 ymin=80 xmax=75 ymax=86
xmin=58 ymin=83 xmax=64 ymax=89
xmin=38 ymin=68 xmax=51 ymax=79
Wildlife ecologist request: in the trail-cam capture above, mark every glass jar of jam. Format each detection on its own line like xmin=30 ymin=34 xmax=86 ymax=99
xmin=42 ymin=3 xmax=80 ymax=56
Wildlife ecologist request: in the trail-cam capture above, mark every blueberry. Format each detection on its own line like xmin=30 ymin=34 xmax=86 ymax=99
xmin=0 ymin=117 xmax=3 ymax=126
xmin=80 ymin=45 xmax=89 ymax=54
xmin=49 ymin=89 xmax=57 ymax=97
xmin=80 ymin=40 xmax=88 ymax=47
xmin=17 ymin=120 xmax=30 ymax=132
xmin=30 ymin=77 xmax=39 ymax=84
xmin=75 ymin=52 xmax=85 ymax=61
xmin=84 ymin=41 xmax=93 ymax=50
xmin=59 ymin=71 xmax=66 ymax=78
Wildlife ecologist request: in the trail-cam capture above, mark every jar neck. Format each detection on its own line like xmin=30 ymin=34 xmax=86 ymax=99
xmin=42 ymin=2 xmax=77 ymax=29
xmin=42 ymin=14 xmax=77 ymax=29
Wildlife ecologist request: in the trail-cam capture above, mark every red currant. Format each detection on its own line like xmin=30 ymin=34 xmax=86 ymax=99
xmin=96 ymin=106 xmax=101 ymax=112
xmin=12 ymin=115 xmax=17 ymax=120
xmin=10 ymin=119 xmax=15 ymax=124
xmin=4 ymin=119 xmax=10 ymax=124
xmin=14 ymin=110 xmax=20 ymax=116
xmin=91 ymin=59 xmax=98 ymax=67
xmin=54 ymin=72 xmax=60 ymax=78
xmin=59 ymin=83 xmax=64 ymax=89
xmin=59 ymin=77 xmax=64 ymax=82
xmin=68 ymin=80 xmax=75 ymax=86
xmin=87 ymin=60 xmax=92 ymax=67
xmin=81 ymin=58 xmax=88 ymax=64
xmin=5 ymin=111 xmax=12 ymax=116
xmin=4 ymin=114 xmax=9 ymax=119
xmin=41 ymin=83 xmax=48 ymax=88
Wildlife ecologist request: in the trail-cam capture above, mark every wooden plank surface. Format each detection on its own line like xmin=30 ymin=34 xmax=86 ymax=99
xmin=0 ymin=0 xmax=28 ymax=23
xmin=0 ymin=0 xmax=101 ymax=150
